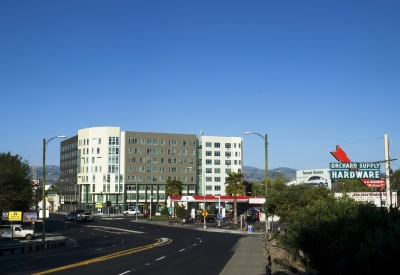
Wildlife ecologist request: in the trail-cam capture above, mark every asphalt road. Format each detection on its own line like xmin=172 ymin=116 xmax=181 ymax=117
xmin=0 ymin=214 xmax=244 ymax=275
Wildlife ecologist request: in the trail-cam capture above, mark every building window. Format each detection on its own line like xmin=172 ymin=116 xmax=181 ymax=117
xmin=215 ymin=177 xmax=221 ymax=182
xmin=226 ymin=168 xmax=231 ymax=173
xmin=214 ymin=160 xmax=220 ymax=165
xmin=98 ymin=138 xmax=101 ymax=145
xmin=225 ymin=160 xmax=231 ymax=165
xmin=206 ymin=177 xmax=212 ymax=182
xmin=206 ymin=185 xmax=212 ymax=191
xmin=214 ymin=151 xmax=220 ymax=156
xmin=206 ymin=168 xmax=212 ymax=173
xmin=225 ymin=143 xmax=231 ymax=149
xmin=206 ymin=159 xmax=212 ymax=165
xmin=214 ymin=185 xmax=221 ymax=191
xmin=214 ymin=143 xmax=220 ymax=148
xmin=214 ymin=168 xmax=220 ymax=173
xmin=225 ymin=151 xmax=231 ymax=157
xmin=206 ymin=151 xmax=212 ymax=156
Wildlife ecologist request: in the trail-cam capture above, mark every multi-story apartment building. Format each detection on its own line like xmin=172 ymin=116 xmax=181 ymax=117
xmin=197 ymin=136 xmax=243 ymax=196
xmin=60 ymin=127 xmax=243 ymax=214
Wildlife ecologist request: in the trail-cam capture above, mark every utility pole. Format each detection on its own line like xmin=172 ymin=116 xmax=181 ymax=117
xmin=384 ymin=134 xmax=391 ymax=210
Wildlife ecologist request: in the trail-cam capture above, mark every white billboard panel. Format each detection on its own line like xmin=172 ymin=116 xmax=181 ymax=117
xmin=296 ymin=168 xmax=331 ymax=189
xmin=335 ymin=192 xmax=397 ymax=207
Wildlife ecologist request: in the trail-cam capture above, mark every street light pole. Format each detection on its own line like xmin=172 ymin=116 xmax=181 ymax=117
xmin=203 ymin=170 xmax=206 ymax=229
xmin=42 ymin=135 xmax=66 ymax=242
xmin=150 ymin=196 xmax=153 ymax=220
xmin=135 ymin=176 xmax=138 ymax=221
xmin=244 ymin=131 xmax=268 ymax=235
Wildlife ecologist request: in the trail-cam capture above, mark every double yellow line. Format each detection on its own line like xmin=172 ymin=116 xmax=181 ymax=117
xmin=32 ymin=238 xmax=172 ymax=275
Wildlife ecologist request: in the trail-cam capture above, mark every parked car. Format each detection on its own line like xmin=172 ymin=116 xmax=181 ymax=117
xmin=123 ymin=209 xmax=141 ymax=215
xmin=76 ymin=212 xmax=93 ymax=223
xmin=302 ymin=176 xmax=328 ymax=187
xmin=65 ymin=210 xmax=85 ymax=221
xmin=205 ymin=215 xmax=215 ymax=223
xmin=182 ymin=216 xmax=193 ymax=224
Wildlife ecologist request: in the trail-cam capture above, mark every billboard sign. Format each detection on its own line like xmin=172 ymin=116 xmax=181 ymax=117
xmin=296 ymin=169 xmax=331 ymax=189
xmin=23 ymin=212 xmax=38 ymax=222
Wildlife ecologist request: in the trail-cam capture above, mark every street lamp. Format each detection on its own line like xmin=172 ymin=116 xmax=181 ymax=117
xmin=42 ymin=135 xmax=66 ymax=241
xmin=149 ymin=195 xmax=153 ymax=220
xmin=203 ymin=170 xmax=206 ymax=229
xmin=244 ymin=131 xmax=269 ymax=235
xmin=135 ymin=176 xmax=138 ymax=221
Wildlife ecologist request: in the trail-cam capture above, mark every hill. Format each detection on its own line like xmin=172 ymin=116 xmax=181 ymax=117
xmin=243 ymin=166 xmax=296 ymax=182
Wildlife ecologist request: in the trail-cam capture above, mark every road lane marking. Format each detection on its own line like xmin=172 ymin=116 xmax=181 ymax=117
xmin=32 ymin=238 xmax=172 ymax=275
xmin=119 ymin=271 xmax=131 ymax=275
xmin=155 ymin=256 xmax=165 ymax=261
xmin=179 ymin=249 xmax=185 ymax=252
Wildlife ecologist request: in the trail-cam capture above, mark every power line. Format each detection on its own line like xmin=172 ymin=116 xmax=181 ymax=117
xmin=339 ymin=137 xmax=383 ymax=146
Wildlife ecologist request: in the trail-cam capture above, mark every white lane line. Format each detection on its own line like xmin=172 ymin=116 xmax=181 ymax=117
xmin=155 ymin=256 xmax=165 ymax=261
xmin=95 ymin=248 xmax=102 ymax=251
xmin=91 ymin=233 xmax=95 ymax=235
xmin=179 ymin=249 xmax=185 ymax=252
xmin=119 ymin=271 xmax=130 ymax=275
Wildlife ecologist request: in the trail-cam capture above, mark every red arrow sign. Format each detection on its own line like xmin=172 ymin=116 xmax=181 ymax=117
xmin=330 ymin=145 xmax=352 ymax=163
xmin=330 ymin=145 xmax=386 ymax=190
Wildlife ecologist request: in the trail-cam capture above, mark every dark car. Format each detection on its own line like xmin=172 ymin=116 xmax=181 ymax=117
xmin=205 ymin=215 xmax=215 ymax=223
xmin=76 ymin=212 xmax=93 ymax=223
xmin=182 ymin=216 xmax=193 ymax=224
xmin=65 ymin=210 xmax=85 ymax=221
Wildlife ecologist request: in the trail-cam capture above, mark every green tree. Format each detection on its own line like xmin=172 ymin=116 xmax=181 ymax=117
xmin=279 ymin=195 xmax=400 ymax=274
xmin=165 ymin=178 xmax=183 ymax=216
xmin=266 ymin=183 xmax=331 ymax=223
xmin=0 ymin=152 xmax=34 ymax=212
xmin=390 ymin=169 xmax=400 ymax=193
xmin=175 ymin=203 xmax=187 ymax=225
xmin=225 ymin=172 xmax=245 ymax=225
xmin=251 ymin=181 xmax=264 ymax=196
xmin=337 ymin=178 xmax=371 ymax=192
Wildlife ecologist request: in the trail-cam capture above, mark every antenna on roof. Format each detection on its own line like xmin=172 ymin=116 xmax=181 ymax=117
xmin=200 ymin=130 xmax=204 ymax=136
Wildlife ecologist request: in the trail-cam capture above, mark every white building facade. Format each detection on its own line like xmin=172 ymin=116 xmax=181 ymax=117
xmin=60 ymin=127 xmax=244 ymax=213
xmin=197 ymin=136 xmax=243 ymax=196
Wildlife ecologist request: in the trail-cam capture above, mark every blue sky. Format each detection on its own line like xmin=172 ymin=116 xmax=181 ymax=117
xmin=1 ymin=0 xmax=399 ymax=171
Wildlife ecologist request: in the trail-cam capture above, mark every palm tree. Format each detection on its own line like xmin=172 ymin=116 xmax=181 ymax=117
xmin=224 ymin=172 xmax=245 ymax=225
xmin=165 ymin=178 xmax=183 ymax=217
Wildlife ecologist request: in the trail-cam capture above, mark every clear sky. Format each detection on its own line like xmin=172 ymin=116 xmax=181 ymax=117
xmin=1 ymin=0 xmax=399 ymax=171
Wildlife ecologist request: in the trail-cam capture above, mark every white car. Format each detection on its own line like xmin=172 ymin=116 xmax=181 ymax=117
xmin=123 ymin=209 xmax=141 ymax=215
xmin=302 ymin=176 xmax=328 ymax=187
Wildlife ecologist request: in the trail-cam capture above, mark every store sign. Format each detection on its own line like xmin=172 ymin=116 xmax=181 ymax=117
xmin=330 ymin=146 xmax=385 ymax=190
xmin=330 ymin=170 xmax=380 ymax=179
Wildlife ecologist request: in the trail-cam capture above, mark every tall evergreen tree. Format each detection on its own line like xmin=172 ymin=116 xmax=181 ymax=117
xmin=0 ymin=152 xmax=34 ymax=212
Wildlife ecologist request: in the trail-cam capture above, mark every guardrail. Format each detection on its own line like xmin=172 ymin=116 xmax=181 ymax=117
xmin=0 ymin=237 xmax=68 ymax=256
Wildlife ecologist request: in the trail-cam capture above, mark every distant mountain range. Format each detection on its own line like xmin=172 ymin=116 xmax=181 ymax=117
xmin=243 ymin=166 xmax=296 ymax=182
xmin=30 ymin=165 xmax=297 ymax=184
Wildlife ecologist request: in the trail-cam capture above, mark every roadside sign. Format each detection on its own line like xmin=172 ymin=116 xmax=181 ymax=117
xmin=202 ymin=211 xmax=208 ymax=217
xmin=2 ymin=212 xmax=8 ymax=221
xmin=216 ymin=206 xmax=223 ymax=209
xmin=9 ymin=211 xmax=22 ymax=221
xmin=217 ymin=213 xmax=222 ymax=221
xmin=23 ymin=212 xmax=37 ymax=222
xmin=168 ymin=207 xmax=173 ymax=213
xmin=135 ymin=206 xmax=139 ymax=211
xmin=95 ymin=202 xmax=103 ymax=209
